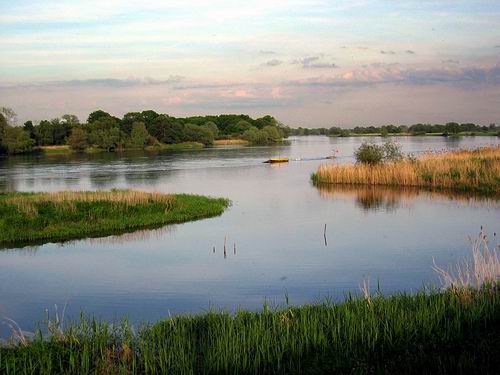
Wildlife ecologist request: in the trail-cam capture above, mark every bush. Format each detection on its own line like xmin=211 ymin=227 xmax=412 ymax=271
xmin=3 ymin=126 xmax=35 ymax=154
xmin=354 ymin=143 xmax=384 ymax=164
xmin=382 ymin=140 xmax=403 ymax=161
xmin=355 ymin=141 xmax=403 ymax=164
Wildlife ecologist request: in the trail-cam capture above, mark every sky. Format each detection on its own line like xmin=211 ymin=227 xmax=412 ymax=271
xmin=1 ymin=0 xmax=499 ymax=127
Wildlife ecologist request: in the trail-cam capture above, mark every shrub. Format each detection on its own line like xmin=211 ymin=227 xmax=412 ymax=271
xmin=382 ymin=140 xmax=403 ymax=161
xmin=355 ymin=141 xmax=403 ymax=164
xmin=354 ymin=143 xmax=384 ymax=164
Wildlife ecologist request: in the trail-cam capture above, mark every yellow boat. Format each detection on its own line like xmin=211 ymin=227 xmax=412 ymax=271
xmin=264 ymin=157 xmax=289 ymax=164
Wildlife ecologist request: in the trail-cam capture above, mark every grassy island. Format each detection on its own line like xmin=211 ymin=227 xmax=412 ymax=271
xmin=313 ymin=146 xmax=500 ymax=195
xmin=0 ymin=190 xmax=229 ymax=246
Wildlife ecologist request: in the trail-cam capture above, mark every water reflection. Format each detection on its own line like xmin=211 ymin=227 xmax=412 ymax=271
xmin=0 ymin=224 xmax=177 ymax=251
xmin=315 ymin=183 xmax=499 ymax=212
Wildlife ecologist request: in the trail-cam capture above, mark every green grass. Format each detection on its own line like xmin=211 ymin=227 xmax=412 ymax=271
xmin=0 ymin=191 xmax=229 ymax=247
xmin=1 ymin=287 xmax=499 ymax=374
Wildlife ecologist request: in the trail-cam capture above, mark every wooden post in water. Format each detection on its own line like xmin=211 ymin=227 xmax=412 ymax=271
xmin=224 ymin=237 xmax=227 ymax=259
xmin=324 ymin=224 xmax=328 ymax=246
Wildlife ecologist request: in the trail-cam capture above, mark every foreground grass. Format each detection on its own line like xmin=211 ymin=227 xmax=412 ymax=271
xmin=0 ymin=190 xmax=229 ymax=246
xmin=313 ymin=146 xmax=500 ymax=195
xmin=1 ymin=287 xmax=499 ymax=374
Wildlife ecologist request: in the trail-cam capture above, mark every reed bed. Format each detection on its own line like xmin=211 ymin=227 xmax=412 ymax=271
xmin=5 ymin=190 xmax=175 ymax=216
xmin=313 ymin=146 xmax=500 ymax=195
xmin=0 ymin=191 xmax=229 ymax=246
xmin=1 ymin=288 xmax=499 ymax=374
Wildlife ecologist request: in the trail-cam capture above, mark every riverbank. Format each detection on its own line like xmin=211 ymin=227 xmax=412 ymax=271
xmin=214 ymin=139 xmax=249 ymax=145
xmin=313 ymin=146 xmax=500 ymax=195
xmin=0 ymin=191 xmax=229 ymax=246
xmin=40 ymin=142 xmax=205 ymax=155
xmin=328 ymin=131 xmax=499 ymax=137
xmin=1 ymin=286 xmax=499 ymax=374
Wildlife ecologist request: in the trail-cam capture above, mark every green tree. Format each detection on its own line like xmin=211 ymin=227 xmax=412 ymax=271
xmin=183 ymin=123 xmax=214 ymax=145
xmin=61 ymin=114 xmax=80 ymax=126
xmin=0 ymin=113 xmax=7 ymax=154
xmin=67 ymin=128 xmax=88 ymax=152
xmin=0 ymin=107 xmax=17 ymax=126
xmin=242 ymin=126 xmax=259 ymax=143
xmin=354 ymin=143 xmax=384 ymax=164
xmin=23 ymin=120 xmax=35 ymax=140
xmin=89 ymin=128 xmax=121 ymax=151
xmin=33 ymin=120 xmax=55 ymax=145
xmin=3 ymin=127 xmax=35 ymax=154
xmin=203 ymin=121 xmax=219 ymax=138
xmin=129 ymin=122 xmax=150 ymax=149
xmin=444 ymin=122 xmax=460 ymax=134
xmin=148 ymin=115 xmax=184 ymax=144
xmin=87 ymin=110 xmax=112 ymax=124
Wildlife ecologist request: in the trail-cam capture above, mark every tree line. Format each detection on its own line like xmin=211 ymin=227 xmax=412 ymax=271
xmin=0 ymin=108 xmax=285 ymax=155
xmin=290 ymin=122 xmax=500 ymax=137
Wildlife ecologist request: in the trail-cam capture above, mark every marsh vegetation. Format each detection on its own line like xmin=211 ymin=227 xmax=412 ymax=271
xmin=313 ymin=146 xmax=500 ymax=195
xmin=0 ymin=190 xmax=229 ymax=246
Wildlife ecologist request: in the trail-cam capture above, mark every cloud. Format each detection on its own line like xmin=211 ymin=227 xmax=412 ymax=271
xmin=260 ymin=50 xmax=277 ymax=55
xmin=405 ymin=50 xmax=416 ymax=54
xmin=380 ymin=50 xmax=396 ymax=55
xmin=262 ymin=59 xmax=283 ymax=67
xmin=1 ymin=76 xmax=186 ymax=89
xmin=305 ymin=63 xmax=340 ymax=69
xmin=285 ymin=64 xmax=500 ymax=88
xmin=292 ymin=56 xmax=338 ymax=69
xmin=442 ymin=59 xmax=460 ymax=64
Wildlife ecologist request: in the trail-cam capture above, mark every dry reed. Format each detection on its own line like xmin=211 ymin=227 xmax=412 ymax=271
xmin=433 ymin=230 xmax=500 ymax=290
xmin=314 ymin=146 xmax=500 ymax=194
xmin=6 ymin=190 xmax=175 ymax=216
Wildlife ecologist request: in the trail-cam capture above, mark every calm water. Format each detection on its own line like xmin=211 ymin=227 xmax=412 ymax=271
xmin=1 ymin=136 xmax=499 ymax=336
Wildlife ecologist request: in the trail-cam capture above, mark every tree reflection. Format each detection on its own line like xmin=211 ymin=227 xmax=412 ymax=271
xmin=315 ymin=183 xmax=498 ymax=212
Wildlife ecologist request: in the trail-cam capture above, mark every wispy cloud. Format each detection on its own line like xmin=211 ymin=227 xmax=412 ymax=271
xmin=262 ymin=59 xmax=283 ymax=67
xmin=285 ymin=64 xmax=500 ymax=88
xmin=291 ymin=56 xmax=339 ymax=69
xmin=405 ymin=50 xmax=416 ymax=54
xmin=260 ymin=50 xmax=277 ymax=55
xmin=380 ymin=50 xmax=396 ymax=55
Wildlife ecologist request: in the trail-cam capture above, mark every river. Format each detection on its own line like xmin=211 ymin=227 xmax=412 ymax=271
xmin=0 ymin=136 xmax=498 ymax=336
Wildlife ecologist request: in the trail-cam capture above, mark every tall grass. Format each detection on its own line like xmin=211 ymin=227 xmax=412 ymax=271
xmin=5 ymin=190 xmax=175 ymax=216
xmin=313 ymin=146 xmax=500 ymax=195
xmin=0 ymin=191 xmax=229 ymax=246
xmin=433 ymin=229 xmax=500 ymax=290
xmin=1 ymin=289 xmax=499 ymax=374
xmin=2 ymin=233 xmax=500 ymax=374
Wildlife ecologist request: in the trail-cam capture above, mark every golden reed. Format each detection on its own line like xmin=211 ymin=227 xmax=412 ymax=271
xmin=6 ymin=190 xmax=175 ymax=216
xmin=315 ymin=146 xmax=500 ymax=194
